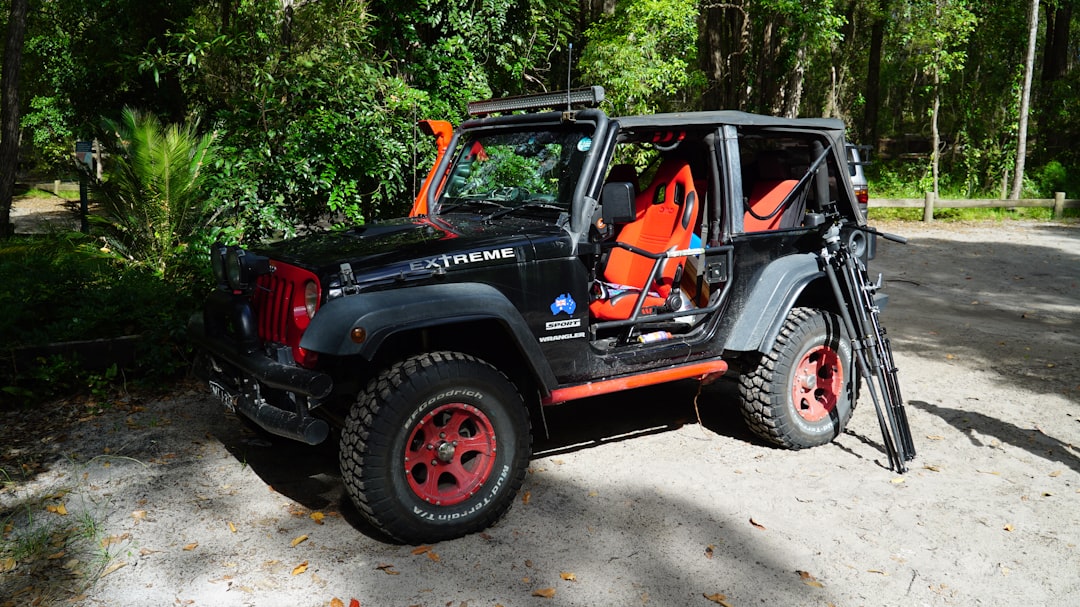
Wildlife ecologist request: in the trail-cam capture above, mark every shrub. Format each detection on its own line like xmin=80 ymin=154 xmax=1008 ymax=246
xmin=0 ymin=233 xmax=207 ymax=407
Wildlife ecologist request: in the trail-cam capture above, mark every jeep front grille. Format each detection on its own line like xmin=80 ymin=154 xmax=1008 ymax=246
xmin=253 ymin=273 xmax=294 ymax=344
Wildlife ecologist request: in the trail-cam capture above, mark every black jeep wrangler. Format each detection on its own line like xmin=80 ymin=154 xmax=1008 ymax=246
xmin=189 ymin=87 xmax=903 ymax=543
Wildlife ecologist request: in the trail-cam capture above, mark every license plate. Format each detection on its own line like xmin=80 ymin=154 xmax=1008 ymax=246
xmin=208 ymin=381 xmax=237 ymax=412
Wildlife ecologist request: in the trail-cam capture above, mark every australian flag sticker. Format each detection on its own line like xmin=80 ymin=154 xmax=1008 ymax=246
xmin=550 ymin=293 xmax=577 ymax=315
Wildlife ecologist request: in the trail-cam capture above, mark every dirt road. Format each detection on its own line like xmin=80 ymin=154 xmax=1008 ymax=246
xmin=2 ymin=220 xmax=1078 ymax=606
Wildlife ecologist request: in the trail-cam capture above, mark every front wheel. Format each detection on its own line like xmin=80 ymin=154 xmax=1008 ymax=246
xmin=339 ymin=352 xmax=531 ymax=543
xmin=739 ymin=308 xmax=856 ymax=449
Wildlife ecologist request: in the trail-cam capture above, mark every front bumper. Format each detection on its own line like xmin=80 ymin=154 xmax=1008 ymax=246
xmin=187 ymin=295 xmax=333 ymax=445
xmin=187 ymin=312 xmax=332 ymax=399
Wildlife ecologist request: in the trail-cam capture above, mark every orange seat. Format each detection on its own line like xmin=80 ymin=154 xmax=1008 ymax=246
xmin=745 ymin=179 xmax=798 ymax=231
xmin=590 ymin=159 xmax=698 ymax=321
xmin=744 ymin=152 xmax=797 ymax=231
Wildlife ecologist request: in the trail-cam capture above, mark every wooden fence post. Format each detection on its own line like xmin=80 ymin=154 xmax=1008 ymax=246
xmin=923 ymin=191 xmax=935 ymax=222
xmin=1054 ymin=192 xmax=1065 ymax=219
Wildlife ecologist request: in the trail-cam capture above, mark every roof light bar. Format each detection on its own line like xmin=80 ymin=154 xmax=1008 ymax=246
xmin=468 ymin=86 xmax=605 ymax=116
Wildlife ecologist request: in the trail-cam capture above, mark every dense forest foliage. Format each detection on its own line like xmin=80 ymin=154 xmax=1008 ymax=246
xmin=2 ymin=0 xmax=1078 ymax=236
xmin=0 ymin=0 xmax=1077 ymax=402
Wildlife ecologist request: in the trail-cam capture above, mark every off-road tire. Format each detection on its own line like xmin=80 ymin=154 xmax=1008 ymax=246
xmin=339 ymin=351 xmax=531 ymax=543
xmin=739 ymin=307 xmax=855 ymax=449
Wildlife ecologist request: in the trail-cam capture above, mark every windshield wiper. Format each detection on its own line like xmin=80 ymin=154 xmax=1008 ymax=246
xmin=439 ymin=199 xmax=509 ymax=214
xmin=485 ymin=201 xmax=564 ymax=220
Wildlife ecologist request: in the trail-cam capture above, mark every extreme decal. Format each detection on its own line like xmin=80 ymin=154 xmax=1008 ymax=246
xmin=409 ymin=247 xmax=516 ymax=271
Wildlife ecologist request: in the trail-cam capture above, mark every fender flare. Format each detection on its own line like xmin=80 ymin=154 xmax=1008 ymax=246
xmin=300 ymin=282 xmax=558 ymax=390
xmin=722 ymin=253 xmax=824 ymax=355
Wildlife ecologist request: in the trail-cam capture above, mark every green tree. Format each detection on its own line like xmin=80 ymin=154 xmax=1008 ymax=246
xmin=900 ymin=0 xmax=976 ymax=198
xmin=580 ymin=0 xmax=703 ymax=116
xmin=94 ymin=108 xmax=217 ymax=278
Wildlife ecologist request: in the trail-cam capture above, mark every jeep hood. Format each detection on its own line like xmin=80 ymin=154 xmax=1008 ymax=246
xmin=255 ymin=214 xmax=562 ymax=275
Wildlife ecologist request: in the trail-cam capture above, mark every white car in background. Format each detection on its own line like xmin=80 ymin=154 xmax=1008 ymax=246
xmin=846 ymin=144 xmax=869 ymax=219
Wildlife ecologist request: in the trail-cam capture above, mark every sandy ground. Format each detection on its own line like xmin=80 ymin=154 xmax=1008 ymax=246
xmin=2 ymin=219 xmax=1079 ymax=607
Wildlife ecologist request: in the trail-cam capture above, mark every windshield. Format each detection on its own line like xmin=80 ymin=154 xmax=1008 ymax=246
xmin=437 ymin=128 xmax=593 ymax=219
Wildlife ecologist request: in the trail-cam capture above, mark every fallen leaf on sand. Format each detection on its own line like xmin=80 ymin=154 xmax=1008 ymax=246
xmin=330 ymin=599 xmax=344 ymax=607
xmin=705 ymin=545 xmax=715 ymax=559
xmin=1003 ymin=523 xmax=1015 ymax=532
xmin=522 ymin=490 xmax=532 ymax=505
xmin=1049 ymin=470 xmax=1062 ymax=477
xmin=46 ymin=503 xmax=68 ymax=516
xmin=228 ymin=522 xmax=237 ymax=533
xmin=182 ymin=542 xmax=198 ymax=551
xmin=797 ymin=570 xmax=824 ymax=588
xmin=749 ymin=518 xmax=766 ymax=530
xmin=376 ymin=563 xmax=400 ymax=575
xmin=560 ymin=572 xmax=577 ymax=581
xmin=131 ymin=510 xmax=147 ymax=520
xmin=290 ymin=534 xmax=309 ymax=548
xmin=100 ymin=561 xmax=128 ymax=578
xmin=311 ymin=512 xmax=325 ymax=524
xmin=532 ymin=588 xmax=556 ymax=598
xmin=291 ymin=561 xmax=309 ymax=575
xmin=704 ymin=592 xmax=733 ymax=606
xmin=411 ymin=545 xmax=433 ymax=555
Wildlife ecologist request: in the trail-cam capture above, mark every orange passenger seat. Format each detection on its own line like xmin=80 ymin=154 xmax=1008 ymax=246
xmin=744 ymin=153 xmax=798 ymax=232
xmin=590 ymin=159 xmax=698 ymax=321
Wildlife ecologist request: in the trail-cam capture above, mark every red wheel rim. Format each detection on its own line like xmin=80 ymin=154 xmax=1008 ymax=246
xmin=404 ymin=403 xmax=497 ymax=506
xmin=791 ymin=345 xmax=844 ymax=422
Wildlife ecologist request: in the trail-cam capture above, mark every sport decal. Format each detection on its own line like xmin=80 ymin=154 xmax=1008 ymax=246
xmin=545 ymin=318 xmax=581 ymax=331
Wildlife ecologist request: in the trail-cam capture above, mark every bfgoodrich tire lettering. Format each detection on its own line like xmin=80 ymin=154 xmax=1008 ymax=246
xmin=339 ymin=351 xmax=531 ymax=543
xmin=739 ymin=307 xmax=855 ymax=449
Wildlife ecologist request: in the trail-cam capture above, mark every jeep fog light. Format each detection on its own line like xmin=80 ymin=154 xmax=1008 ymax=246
xmin=225 ymin=248 xmax=271 ymax=291
xmin=304 ymin=280 xmax=319 ymax=318
xmin=210 ymin=242 xmax=228 ymax=287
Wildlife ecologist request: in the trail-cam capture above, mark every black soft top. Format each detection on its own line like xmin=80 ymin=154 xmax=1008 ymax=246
xmin=614 ymin=111 xmax=845 ymax=135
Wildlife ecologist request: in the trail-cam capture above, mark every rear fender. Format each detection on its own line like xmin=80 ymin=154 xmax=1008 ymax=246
xmin=723 ymin=253 xmax=824 ymax=355
xmin=300 ymin=283 xmax=557 ymax=389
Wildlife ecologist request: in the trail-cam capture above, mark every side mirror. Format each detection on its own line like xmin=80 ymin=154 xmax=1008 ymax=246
xmin=601 ymin=182 xmax=636 ymax=224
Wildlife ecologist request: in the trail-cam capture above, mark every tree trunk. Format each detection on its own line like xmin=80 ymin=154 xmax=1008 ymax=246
xmin=1010 ymin=0 xmax=1040 ymax=200
xmin=931 ymin=71 xmax=940 ymax=200
xmin=1041 ymin=3 xmax=1071 ymax=83
xmin=698 ymin=1 xmax=750 ymax=110
xmin=862 ymin=0 xmax=889 ymax=146
xmin=782 ymin=41 xmax=806 ymax=118
xmin=0 ymin=0 xmax=29 ymax=238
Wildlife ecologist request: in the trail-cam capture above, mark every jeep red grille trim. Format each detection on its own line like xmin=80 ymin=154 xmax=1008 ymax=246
xmin=251 ymin=261 xmax=320 ymax=367
xmin=254 ymin=273 xmax=294 ymax=344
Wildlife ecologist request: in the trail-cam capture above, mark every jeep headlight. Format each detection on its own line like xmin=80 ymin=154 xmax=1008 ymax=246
xmin=224 ymin=247 xmax=272 ymax=291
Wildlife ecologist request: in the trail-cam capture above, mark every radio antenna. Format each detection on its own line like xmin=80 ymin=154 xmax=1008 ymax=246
xmin=566 ymin=43 xmax=573 ymax=111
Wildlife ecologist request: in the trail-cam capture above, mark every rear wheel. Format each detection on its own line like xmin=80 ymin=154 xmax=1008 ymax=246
xmin=339 ymin=351 xmax=531 ymax=543
xmin=739 ymin=308 xmax=856 ymax=449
